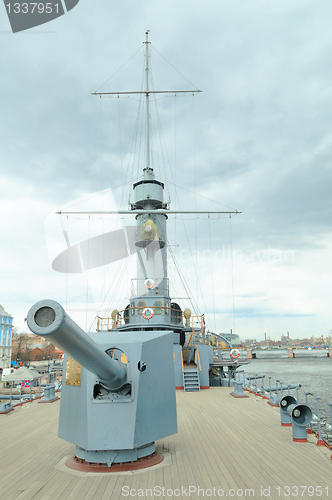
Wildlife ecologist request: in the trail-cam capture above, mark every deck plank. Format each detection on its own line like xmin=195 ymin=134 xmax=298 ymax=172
xmin=0 ymin=389 xmax=331 ymax=500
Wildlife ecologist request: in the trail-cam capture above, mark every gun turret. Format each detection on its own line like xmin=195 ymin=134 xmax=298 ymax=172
xmin=27 ymin=298 xmax=177 ymax=468
xmin=27 ymin=300 xmax=127 ymax=391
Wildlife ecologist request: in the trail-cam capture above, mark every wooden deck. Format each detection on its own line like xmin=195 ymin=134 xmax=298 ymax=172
xmin=1 ymin=388 xmax=331 ymax=500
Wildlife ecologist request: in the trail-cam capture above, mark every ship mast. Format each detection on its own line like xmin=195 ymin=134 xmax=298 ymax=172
xmin=144 ymin=30 xmax=151 ymax=172
xmin=91 ymin=31 xmax=203 ymax=178
xmin=57 ymin=31 xmax=241 ymax=331
xmin=62 ymin=32 xmax=240 ymax=219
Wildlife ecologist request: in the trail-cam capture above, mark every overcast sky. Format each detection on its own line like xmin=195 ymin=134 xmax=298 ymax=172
xmin=1 ymin=0 xmax=332 ymax=341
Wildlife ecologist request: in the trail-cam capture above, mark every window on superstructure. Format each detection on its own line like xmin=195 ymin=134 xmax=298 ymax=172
xmin=131 ymin=302 xmax=135 ymax=315
xmin=137 ymin=301 xmax=146 ymax=310
xmin=154 ymin=301 xmax=162 ymax=315
xmin=165 ymin=301 xmax=169 ymax=315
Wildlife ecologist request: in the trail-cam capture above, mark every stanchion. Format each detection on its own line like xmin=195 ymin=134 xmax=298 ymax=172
xmin=315 ymin=397 xmax=324 ymax=446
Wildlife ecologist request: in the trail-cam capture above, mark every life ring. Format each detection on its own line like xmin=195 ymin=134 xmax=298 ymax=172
xmin=144 ymin=278 xmax=155 ymax=289
xmin=142 ymin=307 xmax=154 ymax=320
xmin=230 ymin=349 xmax=240 ymax=359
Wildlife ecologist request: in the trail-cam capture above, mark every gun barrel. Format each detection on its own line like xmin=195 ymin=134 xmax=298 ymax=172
xmin=263 ymin=384 xmax=301 ymax=392
xmin=27 ymin=300 xmax=127 ymax=391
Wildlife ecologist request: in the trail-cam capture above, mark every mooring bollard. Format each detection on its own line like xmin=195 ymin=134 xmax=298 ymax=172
xmin=38 ymin=383 xmax=59 ymax=404
xmin=230 ymin=380 xmax=249 ymax=398
xmin=50 ymin=383 xmax=56 ymax=399
xmin=233 ymin=370 xmax=243 ymax=389
xmin=0 ymin=401 xmax=13 ymax=414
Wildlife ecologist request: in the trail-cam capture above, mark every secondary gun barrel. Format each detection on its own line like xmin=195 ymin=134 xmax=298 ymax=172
xmin=245 ymin=375 xmax=265 ymax=380
xmin=262 ymin=384 xmax=301 ymax=392
xmin=27 ymin=300 xmax=127 ymax=391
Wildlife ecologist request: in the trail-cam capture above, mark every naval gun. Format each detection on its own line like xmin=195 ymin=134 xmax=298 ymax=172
xmin=27 ymin=299 xmax=177 ymax=468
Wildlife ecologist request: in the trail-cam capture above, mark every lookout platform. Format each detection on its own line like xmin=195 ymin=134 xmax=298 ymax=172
xmin=1 ymin=388 xmax=331 ymax=499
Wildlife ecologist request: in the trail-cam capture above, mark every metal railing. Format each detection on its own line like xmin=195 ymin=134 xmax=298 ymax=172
xmin=97 ymin=308 xmax=204 ymax=332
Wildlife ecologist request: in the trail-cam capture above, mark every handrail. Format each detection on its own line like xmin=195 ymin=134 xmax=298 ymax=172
xmin=213 ymin=346 xmax=244 ymax=350
xmin=180 ymin=350 xmax=184 ymax=373
xmin=196 ymin=349 xmax=202 ymax=372
xmin=185 ymin=333 xmax=194 ymax=355
xmin=96 ymin=309 xmax=205 ymax=332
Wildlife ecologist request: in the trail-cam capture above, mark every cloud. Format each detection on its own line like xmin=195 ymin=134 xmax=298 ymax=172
xmin=1 ymin=0 xmax=332 ymax=340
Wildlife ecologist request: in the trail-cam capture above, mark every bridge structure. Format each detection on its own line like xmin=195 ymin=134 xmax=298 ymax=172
xmin=248 ymin=348 xmax=332 ymax=359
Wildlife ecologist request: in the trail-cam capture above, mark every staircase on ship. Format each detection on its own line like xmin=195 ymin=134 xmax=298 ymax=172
xmin=183 ymin=364 xmax=200 ymax=392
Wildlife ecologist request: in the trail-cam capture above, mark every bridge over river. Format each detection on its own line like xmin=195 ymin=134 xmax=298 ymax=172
xmin=249 ymin=347 xmax=332 ymax=359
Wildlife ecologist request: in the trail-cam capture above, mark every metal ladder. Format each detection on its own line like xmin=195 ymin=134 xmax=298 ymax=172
xmin=183 ymin=367 xmax=200 ymax=392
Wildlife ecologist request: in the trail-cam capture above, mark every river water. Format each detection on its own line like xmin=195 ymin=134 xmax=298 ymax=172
xmin=241 ymin=349 xmax=332 ymax=441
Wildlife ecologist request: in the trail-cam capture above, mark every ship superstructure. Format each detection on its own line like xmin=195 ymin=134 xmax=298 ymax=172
xmin=62 ymin=31 xmax=248 ymax=390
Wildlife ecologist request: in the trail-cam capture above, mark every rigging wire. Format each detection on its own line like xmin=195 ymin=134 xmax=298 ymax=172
xmin=93 ymin=97 xmax=119 ymax=321
xmin=150 ymin=46 xmax=200 ymax=91
xmin=137 ymin=81 xmax=212 ymax=329
xmin=149 ymin=56 xmax=159 ymax=179
xmin=149 ymin=78 xmax=171 ymax=203
xmin=85 ymin=215 xmax=91 ymax=331
xmin=157 ymin=98 xmax=212 ymax=331
xmin=193 ymin=93 xmax=198 ymax=303
xmin=167 ymin=245 xmax=200 ymax=316
xmin=100 ymin=97 xmax=107 ymax=310
xmin=229 ymin=214 xmax=236 ymax=335
xmin=156 ymin=176 xmax=239 ymax=212
xmin=88 ymin=244 xmax=133 ymax=332
xmin=65 ymin=216 xmax=69 ymax=311
xmin=88 ymin=57 xmax=146 ymax=325
xmin=89 ymin=58 xmax=144 ymax=323
xmin=65 ymin=43 xmax=239 ymax=336
xmin=94 ymin=45 xmax=144 ymax=93
xmin=174 ymin=94 xmax=177 ymax=261
xmin=208 ymin=216 xmax=216 ymax=332
xmin=107 ymin=251 xmax=133 ymax=315
xmin=118 ymin=97 xmax=124 ymax=205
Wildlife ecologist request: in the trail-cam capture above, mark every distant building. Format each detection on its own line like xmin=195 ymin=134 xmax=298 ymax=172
xmin=0 ymin=304 xmax=13 ymax=369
